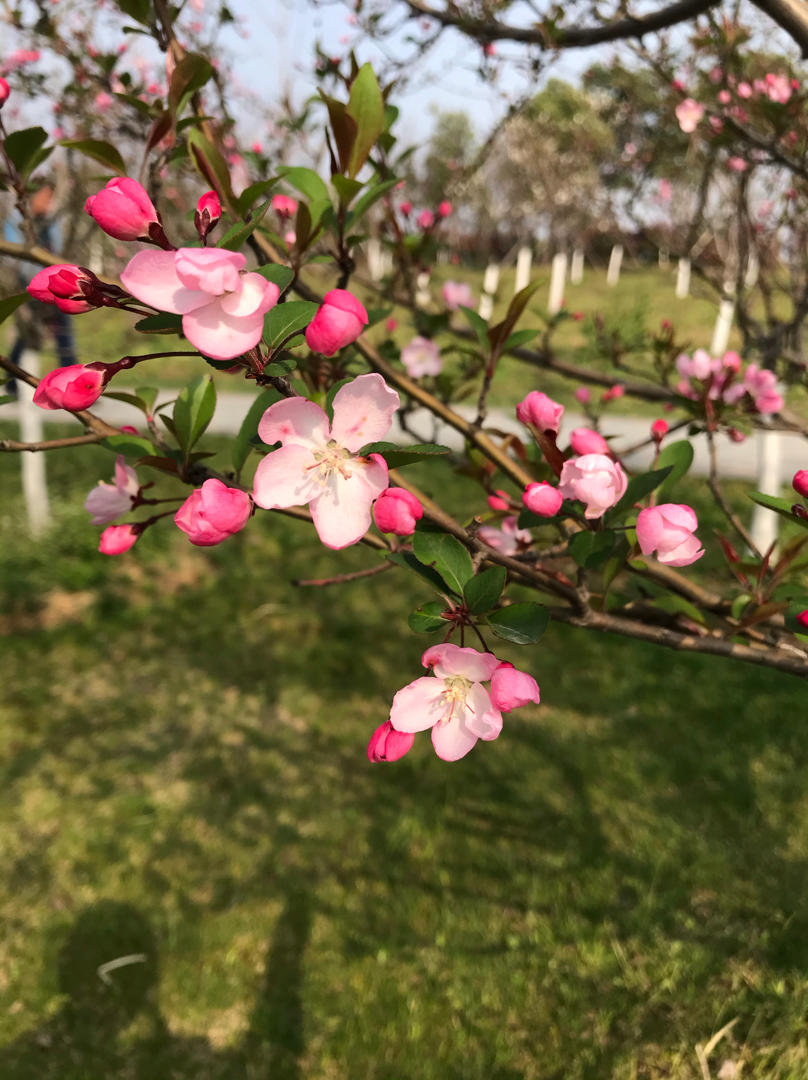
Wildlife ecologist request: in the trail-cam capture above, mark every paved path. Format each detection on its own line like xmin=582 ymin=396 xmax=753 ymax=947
xmin=4 ymin=391 xmax=806 ymax=480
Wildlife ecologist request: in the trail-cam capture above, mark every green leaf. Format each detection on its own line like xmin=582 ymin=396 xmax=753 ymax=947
xmin=386 ymin=550 xmax=448 ymax=593
xmin=655 ymin=440 xmax=694 ymax=492
xmin=264 ymin=300 xmax=319 ymax=352
xmin=217 ymin=199 xmax=271 ymax=251
xmin=101 ymin=433 xmax=155 ymax=458
xmin=103 ymin=390 xmax=154 ymax=416
xmin=487 ymin=603 xmax=549 ymax=645
xmin=0 ymin=394 xmax=17 ymax=406
xmin=464 ymin=566 xmax=507 ymax=615
xmin=748 ymin=491 xmax=808 ymax=530
xmin=255 ymin=264 xmax=294 ymax=293
xmin=173 ymin=375 xmax=216 ymax=454
xmin=187 ymin=128 xmax=236 ymax=209
xmin=233 ymin=388 xmax=282 ymax=474
xmin=276 ymin=166 xmax=330 ymax=205
xmin=59 ymin=138 xmax=125 ymax=175
xmin=4 ymin=127 xmax=49 ymax=179
xmin=459 ymin=305 xmax=489 ymax=351
xmin=731 ymin=593 xmax=753 ymax=619
xmin=488 ymin=281 xmax=540 ymax=359
xmin=114 ymin=0 xmax=150 ymax=23
xmin=134 ymin=313 xmax=183 ymax=335
xmin=346 ymin=63 xmax=385 ymax=178
xmin=568 ymin=529 xmax=616 ymax=568
xmin=136 ymin=386 xmax=159 ymax=414
xmin=235 ymin=178 xmax=279 ymax=215
xmin=332 ymin=174 xmax=363 ymax=205
xmin=503 ymin=328 xmax=540 ymax=351
xmin=609 ymin=466 xmax=673 ymax=519
xmin=0 ymin=293 xmax=28 ymax=326
xmin=168 ymin=52 xmax=213 ymax=114
xmin=412 ymin=522 xmax=474 ymax=595
xmin=359 ymin=441 xmax=450 ymax=468
xmin=347 ymin=177 xmax=398 ymax=225
xmin=408 ymin=601 xmax=447 ymax=633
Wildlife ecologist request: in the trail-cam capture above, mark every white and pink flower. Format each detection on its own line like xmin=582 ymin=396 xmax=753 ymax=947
xmin=84 ymin=455 xmax=139 ymax=525
xmin=559 ymin=454 xmax=627 ymax=519
xmin=478 ymin=515 xmax=532 ymax=555
xmin=675 ymin=98 xmax=704 ymax=133
xmin=400 ymin=336 xmax=442 ymax=378
xmin=636 ymin=503 xmax=704 ymax=567
xmin=252 ymin=373 xmax=399 ymax=549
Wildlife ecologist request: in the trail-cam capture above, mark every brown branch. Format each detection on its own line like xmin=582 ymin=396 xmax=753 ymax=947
xmin=293 ymin=562 xmax=394 ymax=587
xmin=750 ymin=0 xmax=808 ymax=57
xmin=0 ymin=432 xmax=106 ymax=452
xmin=0 ymin=356 xmax=121 ymax=439
xmin=706 ymin=427 xmax=762 ymax=557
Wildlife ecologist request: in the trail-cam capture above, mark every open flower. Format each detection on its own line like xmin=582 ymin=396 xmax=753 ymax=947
xmin=478 ymin=515 xmax=532 ymax=555
xmin=559 ymin=454 xmax=627 ymax=519
xmin=636 ymin=503 xmax=704 ymax=567
xmin=84 ymin=455 xmax=139 ymax=525
xmin=401 ymin=336 xmax=442 ymax=378
xmin=121 ymin=248 xmax=279 ymax=361
xmin=442 ymin=280 xmax=473 ymax=310
xmin=252 ymin=373 xmax=400 ymax=549
xmin=676 ymin=98 xmax=704 ymax=133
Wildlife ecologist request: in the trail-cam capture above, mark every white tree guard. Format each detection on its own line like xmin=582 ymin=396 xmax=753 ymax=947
xmin=606 ymin=244 xmax=623 ymax=286
xmin=548 ymin=252 xmax=568 ymax=315
xmin=710 ymin=284 xmax=735 ymax=355
xmin=675 ymin=257 xmax=691 ymax=299
xmin=750 ymin=429 xmax=782 ymax=554
xmin=478 ymin=263 xmax=500 ymax=320
xmin=18 ymin=349 xmax=51 ymax=536
xmin=515 ymin=245 xmax=532 ymax=293
xmin=570 ymin=248 xmax=584 ymax=284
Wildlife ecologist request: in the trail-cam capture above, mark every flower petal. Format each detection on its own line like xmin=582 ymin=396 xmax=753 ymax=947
xmin=329 ymin=373 xmax=400 ymax=452
xmin=182 ymin=302 xmax=265 ymax=361
xmin=422 ymin=643 xmax=500 ymax=682
xmin=257 ymin=397 xmax=329 ymax=449
xmin=309 ymin=461 xmax=385 ymax=549
xmin=464 ymin=682 xmax=503 ymax=741
xmin=431 ymin=715 xmax=479 ymax=761
xmin=252 ymin=444 xmax=321 ymax=509
xmin=389 ymin=676 xmax=447 ymax=733
xmin=219 ymin=274 xmax=279 ymax=317
xmin=120 ymin=250 xmax=209 ymax=314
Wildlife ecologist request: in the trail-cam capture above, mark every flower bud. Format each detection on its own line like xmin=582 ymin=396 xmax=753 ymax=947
xmin=0 ymin=78 xmax=9 ymax=107
xmin=373 ymin=488 xmax=423 ymax=536
xmin=367 ymin=720 xmax=414 ymax=763
xmin=272 ymin=193 xmax=298 ymax=218
xmin=793 ymin=470 xmax=808 ymax=498
xmin=651 ymin=419 xmax=669 ymax=442
xmin=27 ymin=264 xmax=97 ymax=313
xmin=522 ymin=482 xmax=563 ymax=517
xmin=33 ymin=364 xmax=106 ymax=411
xmin=569 ymin=427 xmax=609 ymax=456
xmin=194 ymin=189 xmax=221 ymax=241
xmin=174 ymin=479 xmax=252 ymax=546
xmin=636 ymin=503 xmax=704 ymax=567
xmin=99 ymin=524 xmax=139 ymax=555
xmin=416 ymin=209 xmax=435 ymax=229
xmin=574 ymin=387 xmax=591 ymax=405
xmin=437 ymin=200 xmax=452 ymax=218
xmin=490 ymin=662 xmax=540 ymax=712
xmin=399 ymin=200 xmax=412 ymax=216
xmin=85 ymin=177 xmax=160 ymax=242
xmin=796 ymin=610 xmax=808 ymax=631
xmin=516 ymin=391 xmax=564 ymax=433
xmin=558 ymin=454 xmax=627 ymax=519
xmin=305 ymin=289 xmax=368 ymax=356
xmin=487 ymin=489 xmax=510 ymax=512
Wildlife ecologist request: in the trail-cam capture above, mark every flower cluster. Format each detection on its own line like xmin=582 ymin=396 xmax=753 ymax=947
xmin=676 ymin=349 xmax=784 ymax=414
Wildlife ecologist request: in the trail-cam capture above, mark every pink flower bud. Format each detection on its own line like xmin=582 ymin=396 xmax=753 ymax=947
xmin=676 ymin=98 xmax=704 ymax=133
xmin=194 ymin=189 xmax=221 ymax=240
xmin=574 ymin=386 xmax=591 ymax=405
xmin=796 ymin=610 xmax=808 ymax=631
xmin=373 ymin=488 xmax=423 ymax=535
xmin=272 ymin=193 xmax=298 ymax=218
xmin=569 ymin=427 xmax=609 ymax=456
xmin=441 ymin=280 xmax=473 ymax=310
xmin=367 ymin=720 xmax=414 ymax=763
xmin=558 ymin=454 xmax=628 ymax=520
xmin=399 ymin=200 xmax=412 ymax=216
xmin=651 ymin=418 xmax=669 ymax=441
xmin=522 ymin=482 xmax=563 ymax=517
xmin=416 ymin=209 xmax=435 ymax=230
xmin=174 ymin=478 xmax=252 ymax=546
xmin=27 ymin=264 xmax=96 ymax=313
xmin=728 ymin=428 xmax=746 ymax=443
xmin=85 ymin=177 xmax=160 ymax=241
xmin=437 ymin=200 xmax=452 ymax=218
xmin=305 ymin=288 xmax=368 ymax=356
xmin=99 ymin=523 xmax=139 ymax=555
xmin=490 ymin=662 xmax=540 ymax=712
xmin=516 ymin=391 xmax=564 ymax=433
xmin=385 ymin=317 xmax=398 ymax=332
xmin=793 ymin=470 xmax=808 ymax=498
xmin=0 ymin=78 xmax=9 ymax=106
xmin=487 ymin=489 xmax=510 ymax=512
xmin=33 ymin=364 xmax=105 ymax=411
xmin=636 ymin=503 xmax=704 ymax=567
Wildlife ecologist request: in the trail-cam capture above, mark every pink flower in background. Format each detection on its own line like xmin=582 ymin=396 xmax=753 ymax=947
xmin=373 ymin=488 xmax=423 ymax=535
xmin=574 ymin=387 xmax=591 ymax=405
xmin=478 ymin=515 xmax=532 ymax=555
xmin=487 ymin=489 xmax=511 ymax=512
xmin=437 ymin=200 xmax=452 ymax=217
xmin=796 ymin=610 xmax=808 ymax=631
xmin=559 ymin=454 xmax=627 ymax=519
xmin=490 ymin=662 xmax=540 ymax=712
xmin=399 ymin=200 xmax=412 ymax=216
xmin=33 ymin=365 xmax=105 ymax=411
xmin=94 ymin=91 xmax=113 ymax=110
xmin=743 ymin=364 xmax=784 ymax=414
xmin=389 ymin=645 xmax=503 ymax=761
xmin=85 ymin=177 xmax=160 ymax=241
xmin=516 ymin=391 xmax=564 ymax=433
xmin=765 ymin=73 xmax=792 ymax=103
xmin=174 ymin=479 xmax=252 ymax=546
xmin=569 ymin=427 xmax=609 ymax=456
xmin=305 ymin=289 xmax=368 ymax=356
xmin=99 ymin=524 xmax=139 ymax=555
xmin=121 ymin=247 xmax=279 ymax=360
xmin=0 ymin=78 xmax=9 ymax=106
xmin=793 ymin=470 xmax=808 ymax=498
xmin=401 ymin=336 xmax=442 ymax=378
xmin=651 ymin=419 xmax=669 ymax=441
xmin=252 ymin=374 xmax=399 ymax=549
xmin=659 ymin=178 xmax=673 ymax=200
xmin=718 ymin=89 xmax=731 ymax=105
xmin=28 ymin=264 xmax=95 ymax=313
xmin=727 ymin=156 xmax=748 ymax=173
xmin=85 ymin=455 xmax=139 ymax=525
xmin=367 ymin=721 xmax=414 ymax=763
xmin=676 ymin=349 xmax=713 ymax=381
xmin=272 ymin=194 xmax=298 ymax=217
xmin=675 ymin=98 xmax=704 ymax=133
xmin=416 ymin=209 xmax=435 ymax=229
xmin=737 ymin=81 xmax=753 ymax=98
xmin=522 ymin=482 xmax=563 ymax=517
xmin=441 ymin=280 xmax=473 ymax=310
xmin=602 ymin=384 xmax=625 ymax=402
xmin=636 ymin=504 xmax=704 ymax=567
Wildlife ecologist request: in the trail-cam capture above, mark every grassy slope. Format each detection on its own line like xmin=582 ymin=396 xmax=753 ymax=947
xmin=0 ymin=440 xmax=806 ymax=1079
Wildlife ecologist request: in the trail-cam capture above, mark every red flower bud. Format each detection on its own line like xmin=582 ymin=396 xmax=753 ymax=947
xmin=194 ymin=189 xmax=221 ymax=241
xmin=793 ymin=470 xmax=808 ymax=498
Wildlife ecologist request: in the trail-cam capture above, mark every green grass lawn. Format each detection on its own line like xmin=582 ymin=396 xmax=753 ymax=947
xmin=0 ymin=436 xmax=806 ymax=1079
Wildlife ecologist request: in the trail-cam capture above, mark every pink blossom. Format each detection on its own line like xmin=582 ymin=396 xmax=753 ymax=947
xmin=728 ymin=428 xmax=746 ymax=443
xmin=401 ymin=336 xmax=442 ymax=378
xmin=516 ymin=390 xmax=564 ymax=433
xmin=490 ymin=662 xmax=540 ymax=712
xmin=85 ymin=177 xmax=160 ymax=241
xmin=385 ymin=317 xmax=398 ymax=332
xmin=194 ymin=189 xmax=221 ymax=240
xmin=659 ymin=178 xmax=673 ymax=200
xmin=0 ymin=78 xmax=10 ymax=106
xmin=305 ymin=289 xmax=368 ymax=356
xmin=574 ymin=386 xmax=591 ymax=405
xmin=651 ymin=418 xmax=669 ymax=441
xmin=722 ymin=350 xmax=742 ymax=373
xmin=558 ymin=454 xmax=628 ymax=519
xmin=399 ymin=200 xmax=412 ymax=216
xmin=793 ymin=470 xmax=808 ymax=498
xmin=367 ymin=721 xmax=414 ymax=763
xmin=284 ymin=230 xmax=296 ymax=247
xmin=743 ymin=364 xmax=784 ymax=414
xmin=797 ymin=610 xmax=808 ymax=631
xmin=675 ymin=98 xmax=704 ymax=133
xmin=718 ymin=89 xmax=731 ymax=105
xmin=636 ymin=503 xmax=704 ymax=567
xmin=94 ymin=91 xmax=113 ymax=110
xmin=27 ymin=264 xmax=95 ymax=313
xmin=252 ymin=374 xmax=399 ymax=549
xmin=99 ymin=524 xmax=139 ymax=555
xmin=373 ymin=487 xmax=423 ymax=535
xmin=437 ymin=200 xmax=452 ymax=217
xmin=85 ymin=455 xmax=139 ymax=524
xmin=737 ymin=81 xmax=753 ymax=98
xmin=441 ymin=280 xmax=473 ymax=310
xmin=727 ymin=156 xmax=747 ymax=173
xmin=121 ymin=248 xmax=279 ymax=360
xmin=569 ymin=427 xmax=609 ymax=456
xmin=478 ymin=515 xmax=532 ymax=555
xmin=389 ymin=644 xmax=503 ymax=761
xmin=272 ymin=194 xmax=298 ymax=217
xmin=33 ymin=365 xmax=105 ymax=411
xmin=676 ymin=349 xmax=713 ymax=381
xmin=522 ymin=482 xmax=563 ymax=517
xmin=484 ymin=42 xmax=497 ymax=57
xmin=174 ymin=479 xmax=252 ymax=546
xmin=416 ymin=209 xmax=435 ymax=229
xmin=487 ymin=489 xmax=511 ymax=512
xmin=765 ymin=73 xmax=792 ymax=103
